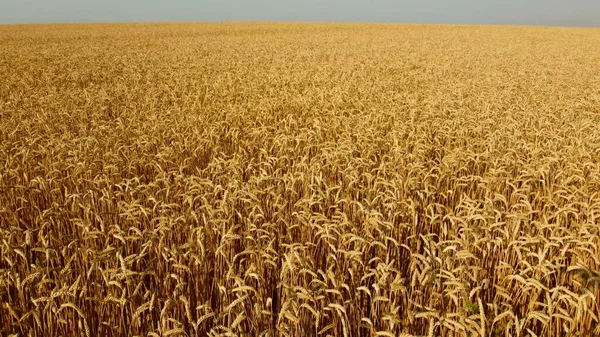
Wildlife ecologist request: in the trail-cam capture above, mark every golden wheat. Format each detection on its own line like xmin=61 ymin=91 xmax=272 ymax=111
xmin=1 ymin=22 xmax=600 ymax=336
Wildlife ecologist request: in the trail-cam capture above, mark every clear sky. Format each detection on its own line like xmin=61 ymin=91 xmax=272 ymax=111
xmin=1 ymin=0 xmax=599 ymax=27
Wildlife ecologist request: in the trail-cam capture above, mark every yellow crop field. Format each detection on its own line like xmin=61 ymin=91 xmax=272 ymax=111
xmin=1 ymin=22 xmax=600 ymax=336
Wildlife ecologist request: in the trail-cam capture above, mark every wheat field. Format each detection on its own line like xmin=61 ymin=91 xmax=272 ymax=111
xmin=1 ymin=22 xmax=600 ymax=337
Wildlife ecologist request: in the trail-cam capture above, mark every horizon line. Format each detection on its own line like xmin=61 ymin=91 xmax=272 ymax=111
xmin=0 ymin=20 xmax=598 ymax=29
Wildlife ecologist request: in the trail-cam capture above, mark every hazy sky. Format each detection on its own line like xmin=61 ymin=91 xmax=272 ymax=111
xmin=1 ymin=0 xmax=599 ymax=27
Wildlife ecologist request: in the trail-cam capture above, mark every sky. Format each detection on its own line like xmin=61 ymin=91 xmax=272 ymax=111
xmin=1 ymin=0 xmax=599 ymax=27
